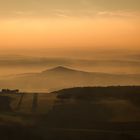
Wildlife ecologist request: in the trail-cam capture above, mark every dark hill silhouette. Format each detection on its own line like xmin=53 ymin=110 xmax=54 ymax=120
xmin=41 ymin=66 xmax=90 ymax=76
xmin=41 ymin=66 xmax=114 ymax=74
xmin=44 ymin=86 xmax=140 ymax=136
xmin=53 ymin=86 xmax=140 ymax=104
xmin=37 ymin=86 xmax=140 ymax=140
xmin=42 ymin=66 xmax=78 ymax=73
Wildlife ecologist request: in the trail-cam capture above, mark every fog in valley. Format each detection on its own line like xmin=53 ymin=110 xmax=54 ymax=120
xmin=0 ymin=49 xmax=140 ymax=92
xmin=1 ymin=49 xmax=140 ymax=75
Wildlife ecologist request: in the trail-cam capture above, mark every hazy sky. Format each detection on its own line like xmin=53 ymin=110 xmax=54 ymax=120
xmin=0 ymin=0 xmax=140 ymax=51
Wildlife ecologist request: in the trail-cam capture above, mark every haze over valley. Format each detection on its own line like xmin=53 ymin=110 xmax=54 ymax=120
xmin=0 ymin=1 xmax=140 ymax=140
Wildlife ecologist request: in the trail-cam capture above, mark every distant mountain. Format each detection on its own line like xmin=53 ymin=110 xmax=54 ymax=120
xmin=44 ymin=66 xmax=76 ymax=72
xmin=41 ymin=66 xmax=83 ymax=74
xmin=41 ymin=66 xmax=115 ymax=76
xmin=0 ymin=66 xmax=140 ymax=92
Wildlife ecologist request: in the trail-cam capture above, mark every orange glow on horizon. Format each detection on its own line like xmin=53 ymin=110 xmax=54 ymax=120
xmin=0 ymin=17 xmax=140 ymax=50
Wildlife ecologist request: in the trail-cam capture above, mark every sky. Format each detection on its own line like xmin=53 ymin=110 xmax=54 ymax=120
xmin=0 ymin=0 xmax=140 ymax=51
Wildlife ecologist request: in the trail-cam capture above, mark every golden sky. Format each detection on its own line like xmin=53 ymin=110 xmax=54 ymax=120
xmin=0 ymin=0 xmax=140 ymax=51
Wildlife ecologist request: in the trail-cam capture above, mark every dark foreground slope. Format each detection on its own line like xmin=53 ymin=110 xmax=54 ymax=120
xmin=1 ymin=86 xmax=140 ymax=140
xmin=39 ymin=86 xmax=140 ymax=140
xmin=44 ymin=86 xmax=140 ymax=125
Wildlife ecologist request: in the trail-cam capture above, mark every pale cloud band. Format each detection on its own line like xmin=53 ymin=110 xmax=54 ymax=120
xmin=0 ymin=0 xmax=140 ymax=18
xmin=1 ymin=9 xmax=139 ymax=19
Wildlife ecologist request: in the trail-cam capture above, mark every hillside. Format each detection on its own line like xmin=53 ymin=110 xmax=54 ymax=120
xmin=0 ymin=86 xmax=140 ymax=140
xmin=46 ymin=86 xmax=140 ymax=124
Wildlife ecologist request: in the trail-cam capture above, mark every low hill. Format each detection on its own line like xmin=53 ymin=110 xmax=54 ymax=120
xmin=0 ymin=66 xmax=140 ymax=91
xmin=44 ymin=86 xmax=140 ymax=129
xmin=54 ymin=86 xmax=140 ymax=102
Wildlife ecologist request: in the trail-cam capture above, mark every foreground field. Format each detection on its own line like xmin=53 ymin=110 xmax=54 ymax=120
xmin=0 ymin=86 xmax=140 ymax=140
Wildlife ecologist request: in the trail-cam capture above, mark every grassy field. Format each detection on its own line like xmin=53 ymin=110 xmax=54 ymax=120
xmin=0 ymin=87 xmax=140 ymax=140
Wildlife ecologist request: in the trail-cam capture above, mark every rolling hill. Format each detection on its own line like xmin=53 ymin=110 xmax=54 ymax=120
xmin=0 ymin=66 xmax=140 ymax=92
